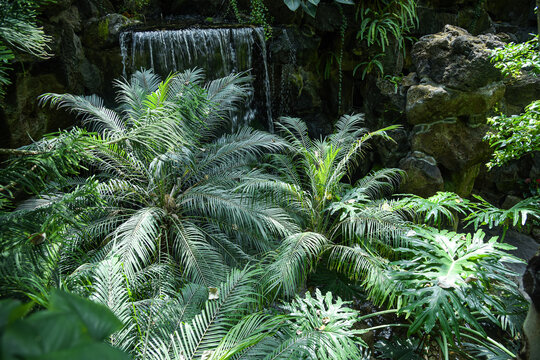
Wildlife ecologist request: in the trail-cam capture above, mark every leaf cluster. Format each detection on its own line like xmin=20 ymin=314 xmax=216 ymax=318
xmin=392 ymin=227 xmax=523 ymax=359
xmin=0 ymin=290 xmax=128 ymax=360
xmin=0 ymin=0 xmax=54 ymax=99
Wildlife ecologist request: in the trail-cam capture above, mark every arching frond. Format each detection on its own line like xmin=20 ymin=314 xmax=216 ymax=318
xmin=329 ymin=201 xmax=408 ymax=247
xmin=89 ymin=256 xmax=137 ymax=351
xmin=154 ymin=267 xmax=261 ymax=360
xmin=180 ymin=185 xmax=291 ymax=242
xmin=328 ymin=245 xmax=396 ymax=306
xmin=172 ymin=221 xmax=227 ymax=287
xmin=264 ymin=232 xmax=329 ymax=298
xmin=353 ymin=168 xmax=405 ymax=200
xmin=329 ymin=113 xmax=368 ymax=150
xmin=205 ymin=71 xmax=252 ymax=114
xmin=168 ymin=68 xmax=206 ymax=97
xmin=207 ymin=313 xmax=284 ymax=360
xmin=112 ymin=207 xmax=164 ymax=279
xmin=114 ymin=69 xmax=162 ymax=119
xmin=135 ymin=282 xmax=209 ymax=358
xmin=275 ymin=116 xmax=313 ymax=152
xmin=39 ymin=93 xmax=126 ymax=138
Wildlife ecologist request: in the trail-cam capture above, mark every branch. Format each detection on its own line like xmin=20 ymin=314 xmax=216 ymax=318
xmin=0 ymin=148 xmax=45 ymax=156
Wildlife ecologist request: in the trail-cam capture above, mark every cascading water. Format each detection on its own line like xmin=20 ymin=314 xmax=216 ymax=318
xmin=119 ymin=27 xmax=273 ymax=131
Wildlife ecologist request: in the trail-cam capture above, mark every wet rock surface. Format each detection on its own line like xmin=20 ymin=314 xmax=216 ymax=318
xmin=401 ymin=25 xmax=538 ymax=197
xmin=410 ymin=117 xmax=491 ymax=173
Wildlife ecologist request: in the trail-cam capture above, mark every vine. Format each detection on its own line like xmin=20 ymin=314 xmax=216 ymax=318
xmin=228 ymin=0 xmax=272 ymax=39
xmin=337 ymin=5 xmax=347 ymax=113
xmin=250 ymin=0 xmax=272 ymax=39
xmin=229 ymin=0 xmax=242 ymax=23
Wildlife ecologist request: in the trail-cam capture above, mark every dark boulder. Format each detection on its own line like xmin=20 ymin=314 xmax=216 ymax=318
xmin=412 ymin=25 xmax=504 ymax=91
xmin=399 ymin=151 xmax=444 ymax=197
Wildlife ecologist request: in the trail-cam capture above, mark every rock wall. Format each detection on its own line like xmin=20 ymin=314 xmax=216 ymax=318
xmin=0 ymin=0 xmax=135 ymax=148
xmin=400 ymin=25 xmax=539 ymax=200
xmin=1 ymin=0 xmax=538 ymax=204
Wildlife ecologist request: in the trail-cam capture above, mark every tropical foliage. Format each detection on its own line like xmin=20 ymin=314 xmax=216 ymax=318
xmin=485 ymin=99 xmax=540 ymax=169
xmin=0 ymin=67 xmax=529 ymax=359
xmin=487 ymin=35 xmax=540 ymax=168
xmin=465 ymin=195 xmax=540 ymax=240
xmin=0 ymin=290 xmax=129 ymax=360
xmin=490 ymin=35 xmax=540 ymax=78
xmin=0 ymin=0 xmax=53 ymax=99
xmin=395 ymin=191 xmax=471 ymax=230
xmin=392 ymin=227 xmax=524 ymax=360
xmin=262 ymin=115 xmax=407 ymax=300
xmin=282 ymin=0 xmax=354 ymax=18
xmin=1 ymin=68 xmax=297 ymax=303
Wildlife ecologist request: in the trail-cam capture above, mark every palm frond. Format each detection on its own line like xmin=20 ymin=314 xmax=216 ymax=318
xmin=39 ymin=94 xmax=126 ymax=138
xmin=157 ymin=267 xmax=261 ymax=359
xmin=172 ymin=221 xmax=227 ymax=287
xmin=264 ymin=232 xmax=329 ymax=298
xmin=275 ymin=116 xmax=313 ymax=153
xmin=89 ymin=256 xmax=137 ymax=351
xmin=114 ymin=69 xmax=162 ymax=119
xmin=328 ymin=245 xmax=396 ymax=306
xmin=112 ymin=207 xmax=164 ymax=279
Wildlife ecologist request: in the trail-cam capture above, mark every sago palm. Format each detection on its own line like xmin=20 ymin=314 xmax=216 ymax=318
xmin=262 ymin=115 xmax=408 ymax=300
xmin=0 ymin=68 xmax=298 ymax=303
xmin=86 ymin=259 xmax=372 ymax=360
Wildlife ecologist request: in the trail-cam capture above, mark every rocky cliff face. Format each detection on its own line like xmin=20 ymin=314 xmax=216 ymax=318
xmin=400 ymin=25 xmax=506 ymax=197
xmin=0 ymin=0 xmax=135 ymax=149
xmin=1 ymin=0 xmax=538 ymax=204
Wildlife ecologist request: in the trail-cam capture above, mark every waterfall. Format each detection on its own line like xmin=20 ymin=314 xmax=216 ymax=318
xmin=119 ymin=27 xmax=273 ymax=131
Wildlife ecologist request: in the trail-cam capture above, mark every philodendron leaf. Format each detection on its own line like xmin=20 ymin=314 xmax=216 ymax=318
xmin=1 ymin=291 xmax=129 ymax=360
xmin=301 ymin=2 xmax=317 ymax=17
xmin=49 ymin=290 xmax=122 ymax=340
xmin=284 ymin=0 xmax=301 ymax=11
xmin=334 ymin=0 xmax=355 ymax=4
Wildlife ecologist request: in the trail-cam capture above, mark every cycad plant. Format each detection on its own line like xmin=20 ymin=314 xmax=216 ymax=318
xmin=86 ymin=260 xmax=372 ymax=360
xmin=395 ymin=191 xmax=471 ymax=231
xmin=465 ymin=195 xmax=540 ymax=241
xmin=0 ymin=68 xmax=297 ymax=302
xmin=263 ymin=115 xmax=408 ymax=301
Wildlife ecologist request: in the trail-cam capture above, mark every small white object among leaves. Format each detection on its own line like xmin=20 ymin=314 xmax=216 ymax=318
xmin=208 ymin=287 xmax=219 ymax=300
xmin=406 ymin=229 xmax=417 ymax=237
xmin=201 ymin=350 xmax=213 ymax=360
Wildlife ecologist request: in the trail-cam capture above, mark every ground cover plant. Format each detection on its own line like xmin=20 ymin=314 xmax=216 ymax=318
xmin=0 ymin=66 xmax=532 ymax=359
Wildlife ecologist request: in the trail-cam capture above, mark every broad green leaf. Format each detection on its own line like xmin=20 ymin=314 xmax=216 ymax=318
xmin=283 ymin=0 xmax=301 ymax=11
